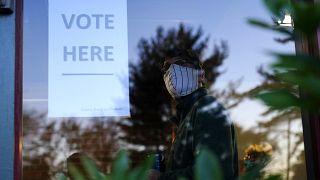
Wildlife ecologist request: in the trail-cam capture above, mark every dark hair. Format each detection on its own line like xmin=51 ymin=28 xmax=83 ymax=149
xmin=165 ymin=49 xmax=202 ymax=69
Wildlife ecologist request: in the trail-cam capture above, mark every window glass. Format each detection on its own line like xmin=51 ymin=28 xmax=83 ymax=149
xmin=23 ymin=0 xmax=306 ymax=179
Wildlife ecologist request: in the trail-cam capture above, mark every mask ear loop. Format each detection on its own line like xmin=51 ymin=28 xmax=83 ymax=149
xmin=198 ymin=69 xmax=206 ymax=87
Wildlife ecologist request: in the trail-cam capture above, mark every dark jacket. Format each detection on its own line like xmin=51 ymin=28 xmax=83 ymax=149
xmin=159 ymin=88 xmax=238 ymax=180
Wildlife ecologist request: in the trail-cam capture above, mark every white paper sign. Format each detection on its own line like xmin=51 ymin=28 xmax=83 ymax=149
xmin=48 ymin=0 xmax=130 ymax=117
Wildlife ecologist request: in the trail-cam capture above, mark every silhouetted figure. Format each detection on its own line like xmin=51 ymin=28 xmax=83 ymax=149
xmin=242 ymin=143 xmax=273 ymax=179
xmin=149 ymin=49 xmax=239 ymax=180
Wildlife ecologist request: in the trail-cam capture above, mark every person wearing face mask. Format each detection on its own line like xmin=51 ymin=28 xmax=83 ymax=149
xmin=148 ymin=49 xmax=239 ymax=180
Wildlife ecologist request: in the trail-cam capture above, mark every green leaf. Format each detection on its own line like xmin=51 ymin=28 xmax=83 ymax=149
xmin=256 ymin=90 xmax=301 ymax=109
xmin=264 ymin=173 xmax=283 ymax=180
xmin=56 ymin=172 xmax=68 ymax=180
xmin=111 ymin=150 xmax=130 ymax=180
xmin=195 ymin=148 xmax=223 ymax=180
xmin=248 ymin=19 xmax=293 ymax=36
xmin=272 ymin=54 xmax=320 ymax=73
xmin=292 ymin=2 xmax=320 ymax=35
xmin=277 ymin=71 xmax=320 ymax=99
xmin=81 ymin=156 xmax=106 ymax=180
xmin=68 ymin=164 xmax=87 ymax=180
xmin=238 ymin=163 xmax=265 ymax=180
xmin=127 ymin=155 xmax=155 ymax=180
xmin=178 ymin=177 xmax=188 ymax=180
xmin=263 ymin=0 xmax=290 ymax=17
xmin=104 ymin=175 xmax=112 ymax=180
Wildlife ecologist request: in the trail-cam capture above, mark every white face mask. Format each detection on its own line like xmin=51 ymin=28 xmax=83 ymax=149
xmin=164 ymin=64 xmax=202 ymax=98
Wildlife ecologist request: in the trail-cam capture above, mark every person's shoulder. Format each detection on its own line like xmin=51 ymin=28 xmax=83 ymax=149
xmin=196 ymin=95 xmax=224 ymax=113
xmin=195 ymin=95 xmax=232 ymax=124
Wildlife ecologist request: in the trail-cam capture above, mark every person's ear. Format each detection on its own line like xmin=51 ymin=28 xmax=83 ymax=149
xmin=198 ymin=70 xmax=206 ymax=86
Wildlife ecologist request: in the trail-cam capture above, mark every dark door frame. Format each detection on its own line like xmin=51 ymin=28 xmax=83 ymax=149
xmin=295 ymin=1 xmax=320 ymax=180
xmin=14 ymin=0 xmax=23 ymax=179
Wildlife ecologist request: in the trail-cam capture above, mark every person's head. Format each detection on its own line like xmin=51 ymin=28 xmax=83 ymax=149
xmin=243 ymin=143 xmax=273 ymax=172
xmin=162 ymin=49 xmax=205 ymax=99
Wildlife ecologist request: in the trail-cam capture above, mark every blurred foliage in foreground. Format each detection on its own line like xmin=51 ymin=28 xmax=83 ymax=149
xmin=246 ymin=0 xmax=320 ymax=179
xmin=58 ymin=147 xmax=281 ymax=180
xmin=58 ymin=149 xmax=224 ymax=180
xmin=249 ymin=0 xmax=320 ymax=112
